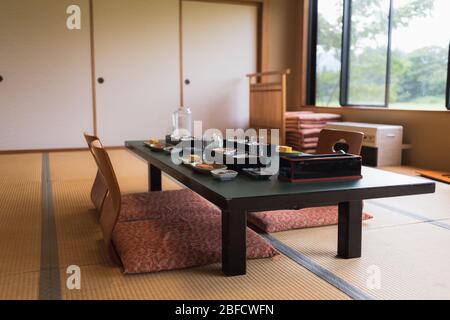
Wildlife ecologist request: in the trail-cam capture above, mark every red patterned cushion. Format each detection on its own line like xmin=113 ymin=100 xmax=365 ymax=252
xmin=248 ymin=206 xmax=373 ymax=233
xmin=285 ymin=112 xmax=342 ymax=122
xmin=120 ymin=189 xmax=212 ymax=222
xmin=113 ymin=203 xmax=278 ymax=274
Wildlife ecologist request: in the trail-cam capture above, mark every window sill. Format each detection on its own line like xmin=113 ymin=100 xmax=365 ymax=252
xmin=304 ymin=105 xmax=450 ymax=114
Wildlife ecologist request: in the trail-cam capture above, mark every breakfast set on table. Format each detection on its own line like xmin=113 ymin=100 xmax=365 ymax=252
xmin=124 ymin=133 xmax=434 ymax=277
xmin=144 ymin=134 xmax=363 ymax=184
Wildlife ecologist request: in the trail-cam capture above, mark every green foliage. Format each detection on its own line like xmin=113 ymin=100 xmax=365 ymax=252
xmin=316 ymin=71 xmax=340 ymax=106
xmin=348 ymin=47 xmax=388 ymax=104
xmin=316 ymin=0 xmax=446 ymax=109
xmin=352 ymin=0 xmax=434 ymax=36
xmin=393 ymin=46 xmax=447 ymax=102
xmin=317 ymin=2 xmax=342 ymax=54
xmin=393 ymin=0 xmax=434 ymax=28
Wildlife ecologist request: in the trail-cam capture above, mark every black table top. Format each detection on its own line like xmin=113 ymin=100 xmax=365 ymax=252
xmin=126 ymin=141 xmax=436 ymax=210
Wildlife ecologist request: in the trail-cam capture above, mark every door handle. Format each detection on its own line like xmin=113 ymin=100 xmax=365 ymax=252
xmin=184 ymin=79 xmax=191 ymax=85
xmin=97 ymin=77 xmax=105 ymax=84
xmin=0 ymin=75 xmax=3 ymax=82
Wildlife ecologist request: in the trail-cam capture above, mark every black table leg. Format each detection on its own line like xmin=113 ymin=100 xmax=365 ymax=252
xmin=338 ymin=200 xmax=363 ymax=259
xmin=149 ymin=164 xmax=162 ymax=192
xmin=222 ymin=208 xmax=247 ymax=276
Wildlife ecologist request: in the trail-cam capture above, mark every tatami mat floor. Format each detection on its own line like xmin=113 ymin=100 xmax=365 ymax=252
xmin=273 ymin=167 xmax=450 ymax=300
xmin=0 ymin=151 xmax=448 ymax=300
xmin=0 ymin=153 xmax=42 ymax=300
xmin=49 ymin=151 xmax=348 ymax=300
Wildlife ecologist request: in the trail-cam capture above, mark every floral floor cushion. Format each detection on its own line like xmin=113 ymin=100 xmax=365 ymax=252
xmin=113 ymin=202 xmax=278 ymax=274
xmin=119 ymin=189 xmax=212 ymax=223
xmin=248 ymin=206 xmax=373 ymax=233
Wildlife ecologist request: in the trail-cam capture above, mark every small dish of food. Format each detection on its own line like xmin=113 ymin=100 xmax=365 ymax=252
xmin=144 ymin=142 xmax=166 ymax=152
xmin=277 ymin=146 xmax=304 ymax=157
xmin=211 ymin=169 xmax=238 ymax=181
xmin=192 ymin=163 xmax=227 ymax=174
xmin=180 ymin=154 xmax=201 ymax=165
xmin=212 ymin=147 xmax=236 ymax=156
xmin=163 ymin=146 xmax=176 ymax=154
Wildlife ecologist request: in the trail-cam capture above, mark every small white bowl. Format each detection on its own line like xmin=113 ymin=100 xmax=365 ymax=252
xmin=211 ymin=169 xmax=238 ymax=181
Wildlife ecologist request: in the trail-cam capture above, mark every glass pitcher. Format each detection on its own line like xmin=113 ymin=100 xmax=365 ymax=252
xmin=172 ymin=106 xmax=192 ymax=139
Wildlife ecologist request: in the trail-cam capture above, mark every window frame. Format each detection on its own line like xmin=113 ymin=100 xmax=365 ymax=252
xmin=308 ymin=0 xmax=450 ymax=111
xmin=340 ymin=0 xmax=392 ymax=108
xmin=447 ymin=42 xmax=450 ymax=110
xmin=306 ymin=0 xmax=318 ymax=106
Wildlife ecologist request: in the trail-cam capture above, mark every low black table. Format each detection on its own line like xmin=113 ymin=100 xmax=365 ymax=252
xmin=126 ymin=141 xmax=435 ymax=277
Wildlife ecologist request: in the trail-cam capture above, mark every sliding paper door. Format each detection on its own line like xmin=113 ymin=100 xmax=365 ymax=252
xmin=182 ymin=1 xmax=258 ymax=133
xmin=93 ymin=0 xmax=180 ymax=146
xmin=0 ymin=0 xmax=93 ymax=150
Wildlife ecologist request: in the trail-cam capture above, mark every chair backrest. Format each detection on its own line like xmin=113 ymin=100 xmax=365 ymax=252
xmin=83 ymin=132 xmax=105 ymax=171
xmin=90 ymin=141 xmax=122 ymax=253
xmin=83 ymin=132 xmax=108 ymax=213
xmin=317 ymin=129 xmax=364 ymax=155
xmin=83 ymin=132 xmax=100 ymax=147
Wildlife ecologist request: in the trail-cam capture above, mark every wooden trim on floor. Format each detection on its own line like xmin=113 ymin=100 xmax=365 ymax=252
xmin=259 ymin=232 xmax=374 ymax=300
xmin=0 ymin=146 xmax=127 ymax=155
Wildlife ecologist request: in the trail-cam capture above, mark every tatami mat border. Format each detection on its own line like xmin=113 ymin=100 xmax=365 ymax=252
xmin=367 ymin=200 xmax=450 ymax=231
xmin=260 ymin=233 xmax=374 ymax=301
xmin=39 ymin=153 xmax=62 ymax=300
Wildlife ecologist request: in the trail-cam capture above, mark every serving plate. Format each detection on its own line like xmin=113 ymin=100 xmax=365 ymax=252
xmin=180 ymin=154 xmax=202 ymax=165
xmin=163 ymin=146 xmax=177 ymax=154
xmin=212 ymin=148 xmax=236 ymax=156
xmin=192 ymin=163 xmax=227 ymax=175
xmin=144 ymin=142 xmax=166 ymax=152
xmin=242 ymin=168 xmax=275 ymax=181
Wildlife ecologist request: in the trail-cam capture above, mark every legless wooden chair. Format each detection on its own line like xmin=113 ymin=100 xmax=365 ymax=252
xmin=316 ymin=129 xmax=364 ymax=155
xmin=83 ymin=132 xmax=108 ymax=212
xmin=91 ymin=140 xmax=210 ymax=264
xmin=85 ymin=134 xmax=207 ymax=222
xmin=90 ymin=140 xmax=122 ymax=263
xmin=90 ymin=141 xmax=277 ymax=273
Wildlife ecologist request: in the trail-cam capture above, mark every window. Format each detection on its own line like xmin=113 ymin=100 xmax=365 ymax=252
xmin=310 ymin=0 xmax=450 ymax=111
xmin=314 ymin=0 xmax=343 ymax=107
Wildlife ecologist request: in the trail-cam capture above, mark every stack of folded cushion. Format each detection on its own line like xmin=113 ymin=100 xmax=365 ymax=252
xmin=285 ymin=112 xmax=342 ymax=153
xmin=248 ymin=207 xmax=373 ymax=234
